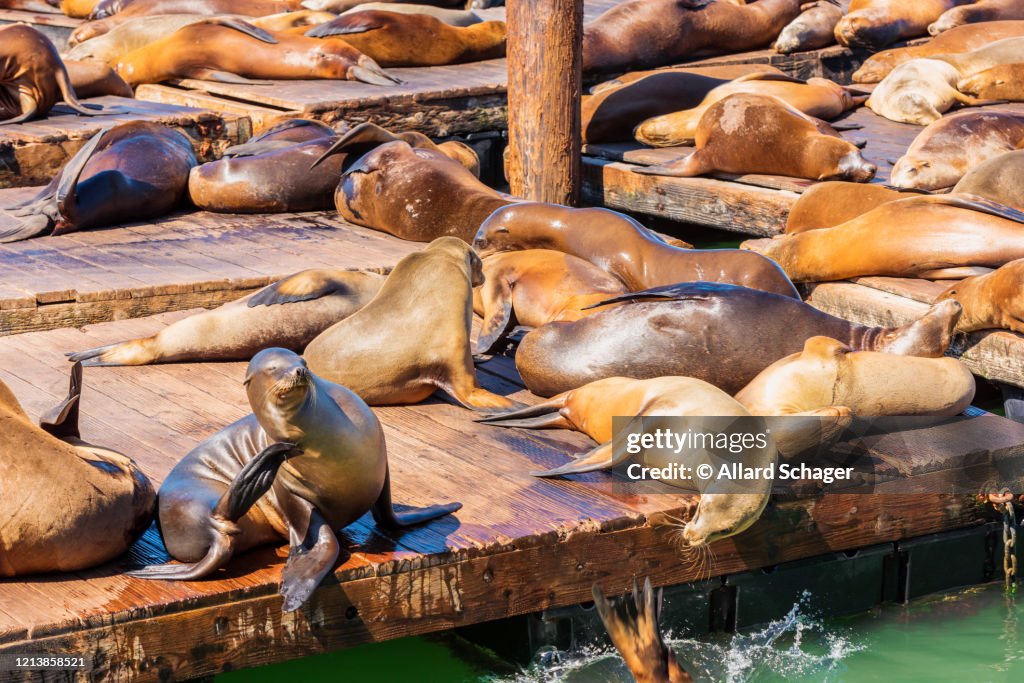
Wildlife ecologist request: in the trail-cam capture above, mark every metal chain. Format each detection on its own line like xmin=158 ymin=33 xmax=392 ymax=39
xmin=1003 ymin=499 xmax=1017 ymax=593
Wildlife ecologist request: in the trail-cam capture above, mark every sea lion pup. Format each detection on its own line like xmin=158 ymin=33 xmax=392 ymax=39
xmin=933 ymin=37 xmax=1024 ymax=78
xmin=582 ymin=0 xmax=801 ymax=74
xmin=938 ymin=259 xmax=1024 ymax=334
xmin=890 ymin=111 xmax=1024 ymax=190
xmin=64 ymin=60 xmax=134 ymax=99
xmin=634 ymin=94 xmax=877 ymax=182
xmin=960 ymin=63 xmax=1024 ymax=101
xmin=953 ymin=150 xmax=1024 ymax=211
xmin=0 ymin=363 xmax=155 ymax=577
xmin=112 ymin=19 xmax=398 ymax=87
xmin=326 ymin=140 xmax=509 ymax=243
xmin=852 ymin=20 xmax=1024 ymax=84
xmin=473 ymin=202 xmax=800 ymax=299
xmin=775 ymin=0 xmax=848 ymax=54
xmin=866 ymin=58 xmax=991 ymax=126
xmin=0 ymin=25 xmax=125 ymax=125
xmin=736 ymin=336 xmax=976 ymax=418
xmin=339 ymin=2 xmax=484 ymax=26
xmin=0 ymin=121 xmax=197 ymax=242
xmin=930 ymin=0 xmax=1024 ymax=34
xmin=129 ymin=348 xmax=461 ymax=611
xmin=834 ymin=0 xmax=966 ymax=51
xmin=785 ymin=182 xmax=910 ymax=234
xmin=473 ymin=250 xmax=629 ymax=354
xmin=634 ymin=73 xmax=867 ymax=148
xmin=304 ymin=238 xmax=516 ymax=410
xmin=514 ymin=282 xmax=960 ymax=397
xmin=748 ymin=194 xmax=1024 ymax=282
xmin=304 ymin=11 xmax=506 ymax=67
xmin=68 ymin=269 xmax=387 ymax=366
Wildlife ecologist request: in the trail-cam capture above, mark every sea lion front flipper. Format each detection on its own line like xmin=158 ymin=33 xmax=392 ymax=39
xmin=39 ymin=361 xmax=82 ymax=439
xmin=248 ymin=269 xmax=356 ymax=307
xmin=477 ymin=277 xmax=516 ymax=354
xmin=202 ymin=17 xmax=278 ymax=44
xmin=277 ymin=492 xmax=340 ymax=612
xmin=371 ymin=466 xmax=462 ymax=529
xmin=531 ymin=440 xmax=619 ymax=477
xmin=476 ymin=394 xmax=571 ymax=428
xmin=348 ymin=57 xmax=402 ymax=87
xmin=55 ymin=125 xmax=113 ymax=229
xmin=917 ymin=266 xmax=996 ymax=279
xmin=0 ymin=100 xmax=39 ymax=126
xmin=305 ymin=13 xmax=384 ymax=38
xmin=309 ymin=121 xmax=399 ymax=169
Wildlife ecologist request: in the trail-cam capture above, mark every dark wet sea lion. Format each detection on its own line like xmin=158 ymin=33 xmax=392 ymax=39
xmin=953 ymin=150 xmax=1024 ymax=211
xmin=775 ymin=0 xmax=848 ymax=53
xmin=938 ymin=259 xmax=1024 ymax=334
xmin=129 ymin=348 xmax=460 ymax=611
xmin=514 ymin=282 xmax=960 ymax=397
xmin=785 ymin=182 xmax=911 ymax=233
xmin=835 ymin=0 xmax=967 ymax=50
xmin=0 ymin=363 xmax=155 ymax=576
xmin=590 ymin=64 xmax=785 ymax=95
xmin=930 ymin=0 xmax=1024 ymax=34
xmin=473 ymin=202 xmax=800 ymax=298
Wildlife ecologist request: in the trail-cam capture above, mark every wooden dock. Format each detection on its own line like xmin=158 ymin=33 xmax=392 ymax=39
xmin=0 ymin=8 xmax=80 ymax=51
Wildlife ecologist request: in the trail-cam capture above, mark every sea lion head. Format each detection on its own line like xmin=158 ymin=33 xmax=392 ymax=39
xmin=889 ymin=156 xmax=932 ymax=188
xmin=852 ymin=52 xmax=896 ymax=84
xmin=834 ymin=149 xmax=878 ymax=183
xmin=473 ymin=202 xmax=560 ymax=256
xmin=426 ymin=235 xmax=485 ymax=286
xmin=681 ymin=493 xmax=769 ymax=548
xmin=836 ymin=10 xmax=898 ymax=51
xmin=245 ymin=348 xmax=313 ymax=439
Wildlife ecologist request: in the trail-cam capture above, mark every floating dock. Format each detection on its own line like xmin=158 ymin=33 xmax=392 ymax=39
xmin=0 ymin=8 xmax=80 ymax=50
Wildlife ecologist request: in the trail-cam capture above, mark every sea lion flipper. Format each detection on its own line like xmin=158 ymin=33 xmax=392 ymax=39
xmin=348 ymin=57 xmax=402 ymax=87
xmin=55 ymin=125 xmax=112 ymax=228
xmin=305 ymin=13 xmax=384 ymax=38
xmin=0 ymin=213 xmax=55 ymax=243
xmin=531 ymin=439 xmax=623 ymax=478
xmin=247 ymin=270 xmax=354 ymax=307
xmin=309 ymin=122 xmax=398 ymax=169
xmin=221 ymin=139 xmax=295 ymax=158
xmin=925 ymin=193 xmax=1024 ymax=226
xmin=476 ymin=394 xmax=570 ymax=427
xmin=202 ymin=17 xmax=278 ymax=44
xmin=278 ymin=495 xmax=340 ymax=612
xmin=477 ymin=278 xmax=516 ymax=354
xmin=39 ymin=361 xmax=83 ymax=439
xmin=371 ymin=466 xmax=461 ymax=529
xmin=187 ymin=69 xmax=275 ymax=86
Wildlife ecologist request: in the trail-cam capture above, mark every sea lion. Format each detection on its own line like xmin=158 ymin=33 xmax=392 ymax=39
xmin=514 ymin=282 xmax=960 ymax=397
xmin=304 ymin=237 xmax=516 ymax=409
xmin=129 ymin=348 xmax=461 ymax=611
xmin=890 ymin=110 xmax=1024 ymax=190
xmin=775 ymin=0 xmax=848 ymax=53
xmin=634 ymin=93 xmax=877 ymax=182
xmin=64 ymin=60 xmax=134 ymax=99
xmin=938 ymin=259 xmax=1024 ymax=333
xmin=339 ymin=2 xmax=484 ymax=26
xmin=785 ymin=182 xmax=910 ymax=234
xmin=301 ymin=0 xmax=464 ymax=11
xmin=866 ymin=58 xmax=990 ymax=125
xmin=852 ymin=20 xmax=1024 ymax=83
xmin=113 ymin=19 xmax=398 ymax=87
xmin=934 ymin=37 xmax=1024 ymax=78
xmin=0 ymin=121 xmax=197 ymax=242
xmin=68 ymin=269 xmax=387 ymax=366
xmin=930 ymin=0 xmax=1024 ymax=34
xmin=0 ymin=25 xmax=123 ymax=125
xmin=748 ymin=194 xmax=1024 ymax=282
xmin=634 ymin=73 xmax=867 ymax=147
xmin=221 ymin=118 xmax=337 ymax=157
xmin=590 ymin=64 xmax=785 ymax=95
xmin=473 ymin=249 xmax=628 ymax=354
xmin=1 ymin=0 xmax=60 ymax=11
xmin=65 ymin=14 xmax=217 ymax=62
xmin=953 ymin=149 xmax=1024 ymax=211
xmin=305 ymin=10 xmax=506 ymax=67
xmin=736 ymin=336 xmax=976 ymax=417
xmin=250 ymin=9 xmax=335 ymax=31
xmin=473 ymin=202 xmax=800 ymax=298
xmin=835 ymin=0 xmax=967 ymax=50
xmin=582 ymin=0 xmax=802 ymax=74
xmin=0 ymin=364 xmax=155 ymax=577
xmin=326 ymin=140 xmax=509 ymax=243
xmin=60 ymin=0 xmax=100 ymax=16
xmin=959 ymin=63 xmax=1024 ymax=101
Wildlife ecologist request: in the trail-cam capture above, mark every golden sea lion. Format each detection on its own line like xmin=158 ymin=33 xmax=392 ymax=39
xmin=304 ymin=237 xmax=516 ymax=410
xmin=0 ymin=364 xmax=155 ymax=577
xmin=634 ymin=73 xmax=867 ymax=147
xmin=60 ymin=0 xmax=99 ymax=16
xmin=959 ymin=63 xmax=1024 ymax=101
xmin=934 ymin=36 xmax=1024 ymax=78
xmin=64 ymin=59 xmax=134 ymax=99
xmin=635 ymin=93 xmax=877 ymax=182
xmin=339 ymin=2 xmax=483 ymax=26
xmin=65 ymin=14 xmax=217 ymax=61
xmin=305 ymin=10 xmax=506 ymax=66
xmin=785 ymin=182 xmax=910 ymax=234
xmin=866 ymin=58 xmax=991 ymax=125
xmin=938 ymin=259 xmax=1024 ymax=333
xmin=835 ymin=0 xmax=967 ymax=50
xmin=953 ymin=149 xmax=1024 ymax=211
xmin=129 ymin=347 xmax=460 ymax=611
xmin=775 ymin=0 xmax=848 ymax=53
xmin=300 ymin=0 xmax=464 ymax=12
xmin=930 ymin=0 xmax=1024 ymax=34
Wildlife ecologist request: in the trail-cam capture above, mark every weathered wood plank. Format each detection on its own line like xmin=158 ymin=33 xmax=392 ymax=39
xmin=0 ymin=9 xmax=80 ymax=51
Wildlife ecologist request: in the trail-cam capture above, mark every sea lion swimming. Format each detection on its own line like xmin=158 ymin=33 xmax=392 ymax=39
xmin=866 ymin=58 xmax=991 ymax=126
xmin=774 ymin=0 xmax=848 ymax=54
xmin=930 ymin=0 xmax=1024 ymax=35
xmin=0 ymin=363 xmax=155 ymax=577
xmin=129 ymin=348 xmax=461 ymax=611
xmin=953 ymin=149 xmax=1024 ymax=211
xmin=835 ymin=0 xmax=966 ymax=50
xmin=0 ymin=121 xmax=197 ymax=242
xmin=473 ymin=202 xmax=800 ymax=298
xmin=938 ymin=258 xmax=1024 ymax=334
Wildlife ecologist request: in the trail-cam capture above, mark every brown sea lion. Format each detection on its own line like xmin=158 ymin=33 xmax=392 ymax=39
xmin=473 ymin=249 xmax=628 ymax=354
xmin=68 ymin=269 xmax=387 ymax=366
xmin=65 ymin=14 xmax=216 ymax=61
xmin=953 ymin=150 xmax=1024 ymax=211
xmin=65 ymin=60 xmax=134 ymax=99
xmin=736 ymin=336 xmax=976 ymax=417
xmin=301 ymin=0 xmax=465 ymax=11
xmin=0 ymin=364 xmax=155 ymax=577
xmin=634 ymin=73 xmax=867 ymax=147
xmin=129 ymin=347 xmax=460 ymax=611
xmin=866 ymin=58 xmax=991 ymax=126
xmin=513 ymin=282 xmax=960 ymax=397
xmin=1 ymin=0 xmax=61 ymax=11
xmin=590 ymin=64 xmax=786 ymax=95
xmin=775 ymin=0 xmax=848 ymax=53
xmin=473 ymin=202 xmax=800 ymax=299
xmin=634 ymin=93 xmax=877 ymax=182
xmin=221 ymin=118 xmax=337 ymax=157
xmin=835 ymin=0 xmax=967 ymax=50
xmin=339 ymin=2 xmax=484 ymax=26
xmin=1 ymin=121 xmax=197 ymax=242
xmin=852 ymin=20 xmax=1024 ymax=83
xmin=113 ymin=19 xmax=398 ymax=86
xmin=60 ymin=0 xmax=100 ymax=16
xmin=930 ymin=0 xmax=1024 ymax=34
xmin=250 ymin=8 xmax=335 ymax=30
xmin=582 ymin=0 xmax=802 ymax=74
xmin=785 ymin=182 xmax=910 ymax=234
xmin=938 ymin=259 xmax=1024 ymax=333
xmin=959 ymin=63 xmax=1024 ymax=101
xmin=749 ymin=194 xmax=1024 ymax=282
xmin=890 ymin=111 xmax=1024 ymax=190
xmin=304 ymin=10 xmax=506 ymax=67
xmin=325 ymin=140 xmax=509 ymax=243
xmin=934 ymin=37 xmax=1024 ymax=77
xmin=304 ymin=237 xmax=516 ymax=410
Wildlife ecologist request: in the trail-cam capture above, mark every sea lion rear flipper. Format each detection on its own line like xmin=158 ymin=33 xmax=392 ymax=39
xmin=830 ymin=121 xmax=863 ymax=131
xmin=278 ymin=493 xmax=340 ymax=612
xmin=187 ymin=69 xmax=275 ymax=86
xmin=371 ymin=466 xmax=462 ymax=528
xmin=305 ymin=13 xmax=384 ymax=38
xmin=476 ymin=394 xmax=571 ymax=428
xmin=632 ymin=152 xmax=706 ymax=178
xmin=0 ymin=213 xmax=56 ymax=243
xmin=54 ymin=125 xmax=112 ymax=228
xmin=349 ymin=57 xmax=402 ymax=87
xmin=248 ymin=270 xmax=355 ymax=307
xmin=39 ymin=361 xmax=82 ymax=439
xmin=531 ymin=435 xmax=630 ymax=478
xmin=54 ymin=66 xmax=130 ymax=118
xmin=310 ymin=122 xmax=399 ymax=169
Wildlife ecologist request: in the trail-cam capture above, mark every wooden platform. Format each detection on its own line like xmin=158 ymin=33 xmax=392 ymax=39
xmin=0 ymin=98 xmax=251 ymax=188
xmin=0 ymin=8 xmax=81 ymax=51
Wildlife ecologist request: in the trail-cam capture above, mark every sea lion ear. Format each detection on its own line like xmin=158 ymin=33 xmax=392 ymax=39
xmin=803 ymin=336 xmax=851 ymax=358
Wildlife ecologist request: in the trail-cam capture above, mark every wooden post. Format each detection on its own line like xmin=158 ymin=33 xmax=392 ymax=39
xmin=506 ymin=0 xmax=584 ymax=205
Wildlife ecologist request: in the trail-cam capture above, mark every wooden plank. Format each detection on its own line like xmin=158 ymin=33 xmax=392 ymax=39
xmin=0 ymin=9 xmax=81 ymax=51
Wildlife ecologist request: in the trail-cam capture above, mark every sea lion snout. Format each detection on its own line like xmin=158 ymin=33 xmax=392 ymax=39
xmin=837 ymin=151 xmax=878 ymax=182
xmin=245 ymin=348 xmax=311 ymax=396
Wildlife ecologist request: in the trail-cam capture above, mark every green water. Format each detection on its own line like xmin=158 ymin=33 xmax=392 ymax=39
xmin=220 ymin=583 xmax=1024 ymax=682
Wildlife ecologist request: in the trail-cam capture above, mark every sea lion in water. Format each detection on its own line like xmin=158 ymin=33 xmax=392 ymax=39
xmin=129 ymin=348 xmax=461 ymax=611
xmin=930 ymin=0 xmax=1024 ymax=35
xmin=835 ymin=0 xmax=967 ymax=50
xmin=64 ymin=60 xmax=134 ymax=99
xmin=785 ymin=182 xmax=910 ymax=234
xmin=748 ymin=194 xmax=1024 ymax=282
xmin=866 ymin=58 xmax=991 ymax=126
xmin=852 ymin=20 xmax=1024 ymax=83
xmin=0 ymin=364 xmax=155 ymax=576
xmin=938 ymin=259 xmax=1024 ymax=334
xmin=634 ymin=93 xmax=877 ymax=182
xmin=959 ymin=63 xmax=1024 ymax=101
xmin=933 ymin=37 xmax=1024 ymax=78
xmin=112 ymin=18 xmax=398 ymax=87
xmin=325 ymin=140 xmax=509 ymax=243
xmin=514 ymin=282 xmax=960 ymax=397
xmin=775 ymin=0 xmax=848 ymax=53
xmin=305 ymin=10 xmax=506 ymax=67
xmin=890 ymin=111 xmax=1024 ymax=190
xmin=68 ymin=269 xmax=387 ymax=366
xmin=473 ymin=202 xmax=800 ymax=299
xmin=634 ymin=73 xmax=867 ymax=147
xmin=582 ymin=0 xmax=802 ymax=74
xmin=473 ymin=249 xmax=628 ymax=354
xmin=953 ymin=150 xmax=1024 ymax=211
xmin=0 ymin=121 xmax=197 ymax=242
xmin=305 ymin=237 xmax=516 ymax=410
